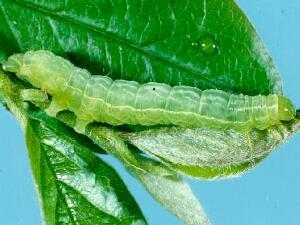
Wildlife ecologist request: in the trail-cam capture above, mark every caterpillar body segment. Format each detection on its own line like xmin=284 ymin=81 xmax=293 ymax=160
xmin=2 ymin=50 xmax=296 ymax=133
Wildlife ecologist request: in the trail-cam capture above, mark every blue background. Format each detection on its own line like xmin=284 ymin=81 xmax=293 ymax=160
xmin=0 ymin=1 xmax=299 ymax=224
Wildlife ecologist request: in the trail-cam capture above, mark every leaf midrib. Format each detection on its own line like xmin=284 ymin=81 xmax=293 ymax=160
xmin=7 ymin=0 xmax=220 ymax=89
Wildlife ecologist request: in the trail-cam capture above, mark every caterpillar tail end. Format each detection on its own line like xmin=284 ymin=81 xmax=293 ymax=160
xmin=2 ymin=53 xmax=24 ymax=74
xmin=278 ymin=96 xmax=296 ymax=121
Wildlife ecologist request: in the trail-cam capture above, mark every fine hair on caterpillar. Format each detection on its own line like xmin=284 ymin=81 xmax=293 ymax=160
xmin=2 ymin=50 xmax=296 ymax=134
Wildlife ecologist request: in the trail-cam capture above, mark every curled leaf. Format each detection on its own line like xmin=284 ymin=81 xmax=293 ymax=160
xmin=123 ymin=114 xmax=300 ymax=179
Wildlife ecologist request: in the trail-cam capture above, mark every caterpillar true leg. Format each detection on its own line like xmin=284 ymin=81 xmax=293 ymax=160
xmin=19 ymin=89 xmax=48 ymax=103
xmin=74 ymin=118 xmax=92 ymax=134
xmin=45 ymin=97 xmax=68 ymax=117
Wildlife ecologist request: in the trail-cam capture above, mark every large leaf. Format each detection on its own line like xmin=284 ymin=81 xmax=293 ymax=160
xmin=0 ymin=70 xmax=147 ymax=225
xmin=0 ymin=0 xmax=281 ymax=95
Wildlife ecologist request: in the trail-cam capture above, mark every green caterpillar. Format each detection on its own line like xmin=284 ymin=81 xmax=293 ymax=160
xmin=2 ymin=50 xmax=295 ymax=133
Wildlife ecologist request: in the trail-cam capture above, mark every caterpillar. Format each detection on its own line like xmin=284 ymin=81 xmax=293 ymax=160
xmin=2 ymin=50 xmax=295 ymax=133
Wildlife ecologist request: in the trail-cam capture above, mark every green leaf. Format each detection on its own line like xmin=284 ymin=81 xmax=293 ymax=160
xmin=0 ymin=70 xmax=148 ymax=225
xmin=26 ymin=114 xmax=147 ymax=225
xmin=0 ymin=0 xmax=281 ymax=95
xmin=123 ymin=115 xmax=300 ymax=179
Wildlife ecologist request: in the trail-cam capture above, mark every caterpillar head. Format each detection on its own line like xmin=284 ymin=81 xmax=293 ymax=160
xmin=278 ymin=96 xmax=296 ymax=121
xmin=2 ymin=52 xmax=43 ymax=89
xmin=2 ymin=53 xmax=32 ymax=82
xmin=2 ymin=53 xmax=24 ymax=75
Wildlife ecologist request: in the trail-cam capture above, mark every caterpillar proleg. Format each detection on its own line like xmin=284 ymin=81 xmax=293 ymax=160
xmin=2 ymin=50 xmax=295 ymax=133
